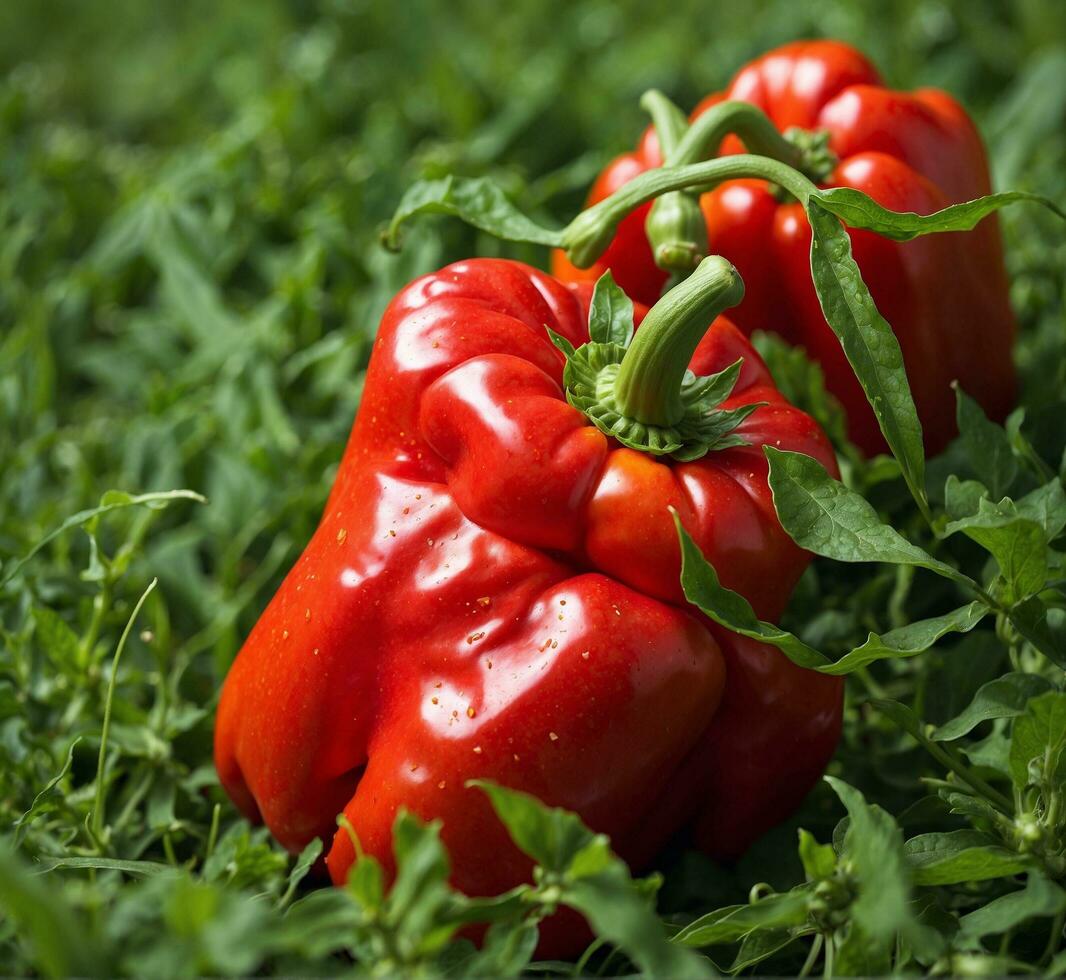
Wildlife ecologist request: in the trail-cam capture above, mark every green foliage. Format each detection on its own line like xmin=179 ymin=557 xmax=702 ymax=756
xmin=1 ymin=0 xmax=1065 ymax=976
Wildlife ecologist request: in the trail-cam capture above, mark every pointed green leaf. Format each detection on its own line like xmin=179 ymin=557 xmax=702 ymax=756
xmin=825 ymin=777 xmax=912 ymax=942
xmin=1009 ymin=691 xmax=1066 ymax=788
xmin=675 ymin=513 xmax=829 ymax=670
xmin=933 ymin=673 xmax=1054 ymax=741
xmin=955 ymin=386 xmax=1018 ymax=499
xmin=383 ymin=176 xmax=564 ymax=251
xmin=804 ymin=197 xmax=927 ymax=511
xmin=904 ymin=831 xmax=1032 ymax=885
xmin=815 ymin=186 xmax=1065 ymax=241
xmin=765 ymin=448 xmax=971 ymax=587
xmin=959 ymin=873 xmax=1066 ymax=940
xmin=587 ymin=271 xmax=635 ymax=347
xmin=824 ymin=603 xmax=987 ymax=675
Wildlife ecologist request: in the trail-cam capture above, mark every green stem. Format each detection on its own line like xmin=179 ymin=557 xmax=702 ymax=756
xmin=799 ymin=934 xmax=824 ymax=978
xmin=925 ymin=738 xmax=1015 ymax=815
xmin=642 ymin=99 xmax=809 ymax=275
xmin=91 ymin=578 xmax=157 ymax=847
xmin=1041 ymin=909 xmax=1065 ymax=966
xmin=640 ymin=90 xmax=689 ymax=158
xmin=648 ymin=101 xmax=814 ymax=275
xmin=562 ymin=154 xmax=816 ymax=268
xmin=640 ymin=91 xmax=708 ymax=274
xmin=613 ymin=255 xmax=744 ymax=426
xmin=78 ymin=584 xmax=111 ymax=672
xmin=669 ymin=99 xmax=805 ymax=170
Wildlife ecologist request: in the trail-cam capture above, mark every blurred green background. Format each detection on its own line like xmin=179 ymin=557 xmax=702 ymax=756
xmin=1 ymin=0 xmax=1065 ymax=973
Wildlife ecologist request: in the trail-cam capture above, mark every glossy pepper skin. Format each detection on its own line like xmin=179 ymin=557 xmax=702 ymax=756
xmin=215 ymin=258 xmax=842 ymax=954
xmin=552 ymin=40 xmax=1016 ymax=455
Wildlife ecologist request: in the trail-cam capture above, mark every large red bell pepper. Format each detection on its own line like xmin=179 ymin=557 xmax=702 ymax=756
xmin=552 ymin=40 xmax=1016 ymax=455
xmin=215 ymin=257 xmax=842 ymax=955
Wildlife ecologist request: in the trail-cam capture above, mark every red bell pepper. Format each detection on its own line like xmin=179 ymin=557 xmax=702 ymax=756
xmin=552 ymin=40 xmax=1016 ymax=455
xmin=215 ymin=257 xmax=842 ymax=954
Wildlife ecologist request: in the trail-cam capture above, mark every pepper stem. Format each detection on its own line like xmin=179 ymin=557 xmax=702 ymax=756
xmin=642 ymin=99 xmax=836 ymax=274
xmin=640 ymin=90 xmax=689 ymax=157
xmin=614 ymin=255 xmax=744 ymax=426
xmin=669 ymin=99 xmax=806 ymax=170
xmin=562 ymin=153 xmax=817 ymax=268
xmin=640 ymin=90 xmax=708 ymax=274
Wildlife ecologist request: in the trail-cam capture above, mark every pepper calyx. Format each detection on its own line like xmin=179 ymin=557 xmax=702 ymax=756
xmin=548 ymin=261 xmax=761 ymax=461
xmin=783 ymin=127 xmax=838 ymax=185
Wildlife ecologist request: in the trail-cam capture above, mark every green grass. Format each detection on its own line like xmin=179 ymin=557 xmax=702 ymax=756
xmin=1 ymin=0 xmax=1065 ymax=975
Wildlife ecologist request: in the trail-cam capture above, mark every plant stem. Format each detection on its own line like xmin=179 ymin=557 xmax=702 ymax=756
xmin=91 ymin=578 xmax=157 ymax=847
xmin=799 ymin=934 xmax=824 ymax=978
xmin=613 ymin=255 xmax=744 ymax=425
xmin=562 ymin=154 xmax=817 ymax=268
xmin=640 ymin=90 xmax=689 ymax=158
xmin=931 ymin=740 xmax=1015 ymax=815
xmin=668 ymin=99 xmax=805 ymax=170
xmin=79 ymin=584 xmax=111 ymax=671
xmin=1042 ymin=909 xmax=1065 ymax=966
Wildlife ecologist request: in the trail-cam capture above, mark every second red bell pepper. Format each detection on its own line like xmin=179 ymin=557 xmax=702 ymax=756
xmin=552 ymin=40 xmax=1016 ymax=455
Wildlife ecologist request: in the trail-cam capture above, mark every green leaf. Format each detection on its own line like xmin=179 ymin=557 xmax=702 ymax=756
xmin=13 ymin=738 xmax=81 ymax=847
xmin=825 ymin=776 xmax=912 ymax=943
xmin=471 ymin=781 xmax=595 ymax=873
xmin=955 ymin=386 xmax=1018 ymax=499
xmin=464 ymin=918 xmax=539 ymax=977
xmin=804 ymin=197 xmax=927 ymax=511
xmin=963 ymin=730 xmax=1013 ymax=776
xmin=684 ymin=359 xmax=744 ymax=408
xmin=278 ymin=839 xmax=323 ymax=908
xmin=944 ymin=497 xmax=1048 ymax=602
xmin=1 ymin=489 xmax=206 ymax=587
xmin=959 ymin=873 xmax=1066 ymax=940
xmin=798 ymin=828 xmax=837 ymax=881
xmin=587 ymin=271 xmax=634 ymax=347
xmin=727 ymin=930 xmax=798 ymax=974
xmin=933 ymin=673 xmax=1054 ymax=741
xmin=383 ymin=176 xmax=563 ymax=252
xmin=545 ymin=327 xmax=576 ymax=359
xmin=906 ymin=893 xmax=957 ymax=966
xmin=904 ymin=831 xmax=1032 ymax=884
xmin=765 ymin=448 xmax=970 ymax=586
xmin=944 ymin=476 xmax=990 ymax=522
xmin=387 ymin=811 xmax=455 ymax=947
xmin=939 ymin=796 xmax=1003 ymax=830
xmin=31 ymin=608 xmax=81 ymax=668
xmin=815 ymin=185 xmax=1066 ymax=241
xmin=672 ymin=890 xmax=810 ymax=947
xmin=833 ymin=922 xmax=893 ymax=977
xmin=1017 ymin=478 xmax=1066 ymax=540
xmin=677 ymin=511 xmax=972 ymax=675
xmin=1009 ymin=691 xmax=1066 ymax=788
xmin=0 ymin=845 xmax=103 ymax=978
xmin=826 ymin=603 xmax=988 ymax=675
xmin=674 ymin=513 xmax=830 ymax=670
xmin=473 ymin=782 xmax=711 ymax=978
xmin=873 ymin=699 xmax=929 ymax=744
xmin=873 ymin=703 xmax=1016 ymax=817
xmin=1007 ymin=597 xmax=1066 ymax=668
xmin=33 ymin=857 xmax=175 ymax=877
xmin=562 ymin=868 xmax=713 ymax=979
